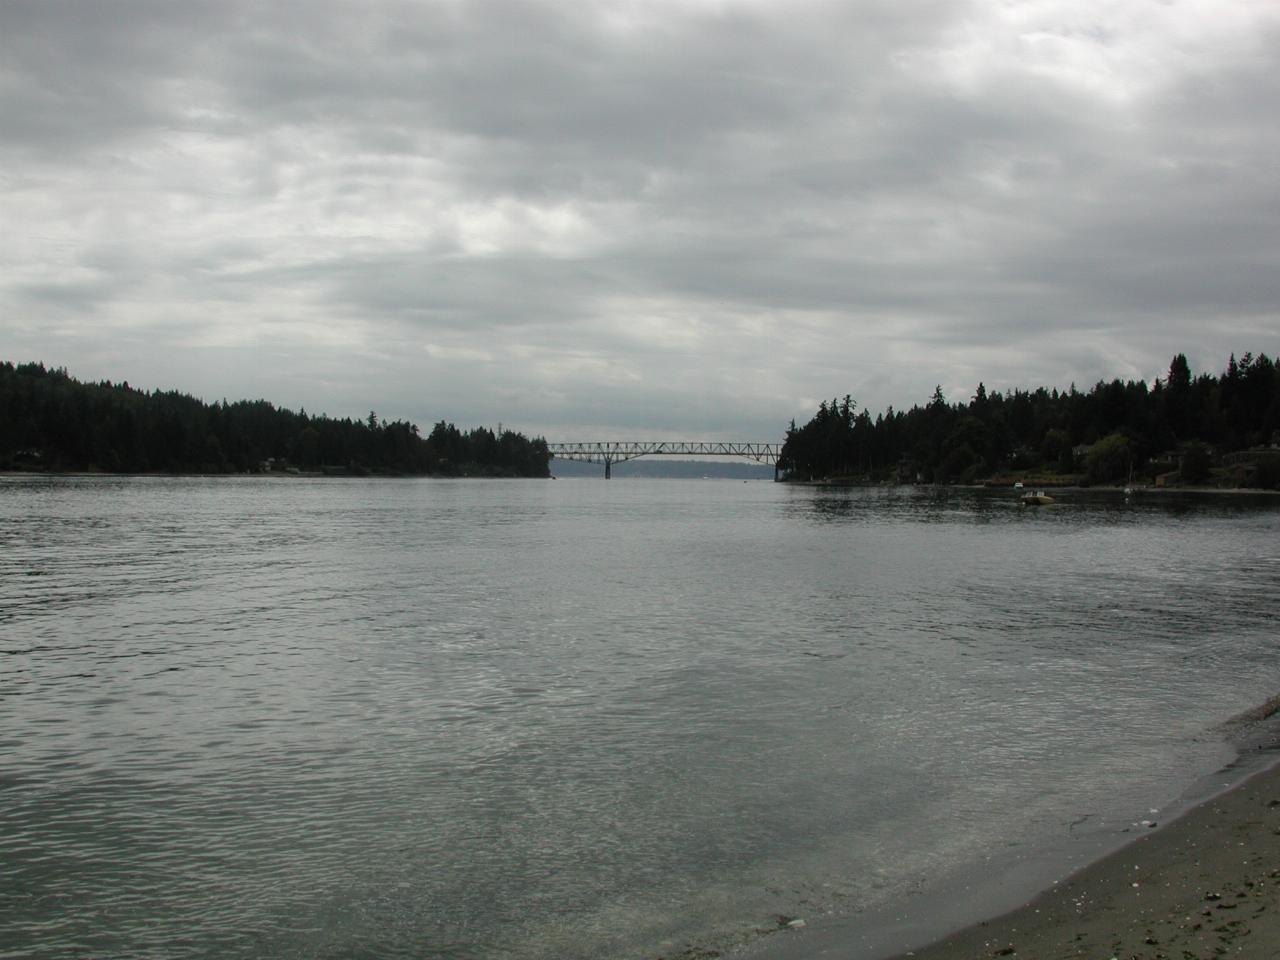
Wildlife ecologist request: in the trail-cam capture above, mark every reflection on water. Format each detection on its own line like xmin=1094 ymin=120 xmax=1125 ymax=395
xmin=1 ymin=477 xmax=1278 ymax=959
xmin=795 ymin=483 xmax=1280 ymax=524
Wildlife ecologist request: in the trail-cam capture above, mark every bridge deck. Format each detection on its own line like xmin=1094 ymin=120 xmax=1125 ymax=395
xmin=547 ymin=441 xmax=782 ymax=465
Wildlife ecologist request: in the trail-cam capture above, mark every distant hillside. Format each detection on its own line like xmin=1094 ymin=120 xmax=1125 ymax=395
xmin=1 ymin=361 xmax=550 ymax=477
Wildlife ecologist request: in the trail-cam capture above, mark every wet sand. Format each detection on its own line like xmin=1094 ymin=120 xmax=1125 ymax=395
xmin=883 ymin=759 xmax=1280 ymax=960
xmin=736 ymin=755 xmax=1280 ymax=960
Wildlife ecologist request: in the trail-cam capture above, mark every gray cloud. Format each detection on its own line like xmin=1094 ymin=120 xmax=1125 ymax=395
xmin=2 ymin=0 xmax=1277 ymax=441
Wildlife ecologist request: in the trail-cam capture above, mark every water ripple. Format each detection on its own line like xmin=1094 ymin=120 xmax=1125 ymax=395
xmin=1 ymin=478 xmax=1277 ymax=959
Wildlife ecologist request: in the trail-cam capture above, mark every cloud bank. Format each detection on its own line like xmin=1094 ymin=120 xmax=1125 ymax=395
xmin=3 ymin=0 xmax=1277 ymax=439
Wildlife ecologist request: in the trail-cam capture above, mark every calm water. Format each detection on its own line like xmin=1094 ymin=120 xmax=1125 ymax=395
xmin=2 ymin=477 xmax=1278 ymax=960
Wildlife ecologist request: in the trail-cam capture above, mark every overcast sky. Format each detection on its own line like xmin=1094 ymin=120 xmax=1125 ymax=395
xmin=3 ymin=0 xmax=1277 ymax=441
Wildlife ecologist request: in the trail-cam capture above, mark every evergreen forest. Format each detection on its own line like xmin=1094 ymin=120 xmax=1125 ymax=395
xmin=779 ymin=352 xmax=1280 ymax=489
xmin=0 ymin=362 xmax=551 ymax=477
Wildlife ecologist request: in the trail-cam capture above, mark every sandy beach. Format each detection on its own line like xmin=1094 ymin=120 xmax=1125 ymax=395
xmin=750 ymin=757 xmax=1280 ymax=960
xmin=740 ymin=738 xmax=1280 ymax=960
xmin=881 ymin=758 xmax=1280 ymax=960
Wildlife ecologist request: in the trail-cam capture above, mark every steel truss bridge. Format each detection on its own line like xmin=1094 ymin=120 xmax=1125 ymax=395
xmin=547 ymin=441 xmax=784 ymax=479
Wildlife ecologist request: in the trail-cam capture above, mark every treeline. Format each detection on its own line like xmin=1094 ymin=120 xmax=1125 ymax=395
xmin=0 ymin=362 xmax=551 ymax=477
xmin=779 ymin=352 xmax=1280 ymax=488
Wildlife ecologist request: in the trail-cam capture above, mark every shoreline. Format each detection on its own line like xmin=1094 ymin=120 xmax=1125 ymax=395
xmin=0 ymin=469 xmax=549 ymax=480
xmin=738 ymin=702 xmax=1280 ymax=960
xmin=783 ymin=479 xmax=1280 ymax=496
xmin=5 ymin=471 xmax=1278 ymax=495
xmin=885 ymin=756 xmax=1280 ymax=960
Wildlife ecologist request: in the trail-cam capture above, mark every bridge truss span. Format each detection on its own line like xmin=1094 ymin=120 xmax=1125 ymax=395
xmin=547 ymin=440 xmax=784 ymax=479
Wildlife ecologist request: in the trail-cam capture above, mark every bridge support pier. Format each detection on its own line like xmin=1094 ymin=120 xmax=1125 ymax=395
xmin=604 ymin=459 xmax=612 ymax=480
